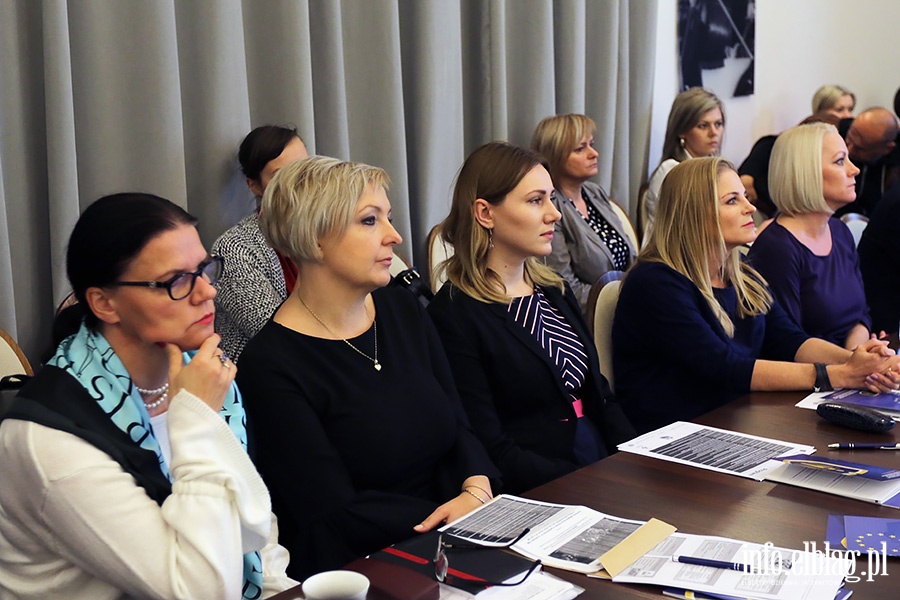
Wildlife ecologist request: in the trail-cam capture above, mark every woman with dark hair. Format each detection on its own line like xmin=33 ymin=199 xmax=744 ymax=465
xmin=237 ymin=156 xmax=498 ymax=579
xmin=0 ymin=194 xmax=294 ymax=599
xmin=531 ymin=114 xmax=637 ymax=314
xmin=427 ymin=142 xmax=634 ymax=494
xmin=212 ymin=125 xmax=308 ymax=362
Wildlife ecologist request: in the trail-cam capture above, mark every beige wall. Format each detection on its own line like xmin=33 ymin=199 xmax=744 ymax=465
xmin=649 ymin=0 xmax=900 ymax=175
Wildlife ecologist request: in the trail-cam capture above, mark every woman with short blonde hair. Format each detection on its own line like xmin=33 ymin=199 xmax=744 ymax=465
xmin=260 ymin=156 xmax=390 ymax=264
xmin=812 ymin=84 xmax=856 ymax=119
xmin=613 ymin=157 xmax=899 ymax=434
xmin=749 ymin=123 xmax=875 ymax=348
xmin=531 ymin=114 xmax=637 ymax=313
xmin=239 ymin=155 xmax=498 ymax=579
xmin=429 ymin=142 xmax=634 ymax=493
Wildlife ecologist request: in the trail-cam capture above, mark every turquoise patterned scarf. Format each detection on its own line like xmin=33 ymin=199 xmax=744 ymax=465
xmin=48 ymin=323 xmax=264 ymax=599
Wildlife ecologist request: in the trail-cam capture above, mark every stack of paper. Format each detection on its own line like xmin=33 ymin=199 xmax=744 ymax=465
xmin=765 ymin=454 xmax=900 ymax=508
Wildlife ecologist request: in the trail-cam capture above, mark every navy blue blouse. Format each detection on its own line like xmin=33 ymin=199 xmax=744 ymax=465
xmin=748 ymin=217 xmax=871 ymax=346
xmin=612 ymin=262 xmax=810 ymax=434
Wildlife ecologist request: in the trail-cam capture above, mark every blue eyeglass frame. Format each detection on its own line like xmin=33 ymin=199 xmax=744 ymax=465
xmin=111 ymin=256 xmax=224 ymax=301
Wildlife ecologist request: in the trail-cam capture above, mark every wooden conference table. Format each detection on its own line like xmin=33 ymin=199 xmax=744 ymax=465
xmin=273 ymin=390 xmax=900 ymax=599
xmin=526 ymin=390 xmax=900 ymax=599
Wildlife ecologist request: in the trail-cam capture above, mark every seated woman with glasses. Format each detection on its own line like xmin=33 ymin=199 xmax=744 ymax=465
xmin=612 ymin=158 xmax=900 ymax=434
xmin=427 ymin=142 xmax=634 ymax=494
xmin=0 ymin=194 xmax=294 ymax=599
xmin=237 ymin=156 xmax=499 ymax=579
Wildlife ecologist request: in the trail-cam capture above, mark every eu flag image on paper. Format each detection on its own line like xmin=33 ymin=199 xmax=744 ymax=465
xmin=825 ymin=514 xmax=847 ymax=549
xmin=843 ymin=516 xmax=900 ymax=557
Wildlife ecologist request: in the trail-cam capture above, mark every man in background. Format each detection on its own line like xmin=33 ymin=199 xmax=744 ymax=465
xmin=836 ymin=107 xmax=899 ymax=216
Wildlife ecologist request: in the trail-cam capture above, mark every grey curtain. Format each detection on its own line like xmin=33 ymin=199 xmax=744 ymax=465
xmin=0 ymin=0 xmax=657 ymax=359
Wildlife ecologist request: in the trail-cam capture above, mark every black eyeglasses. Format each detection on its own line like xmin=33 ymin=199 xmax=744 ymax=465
xmin=111 ymin=256 xmax=224 ymax=300
xmin=433 ymin=528 xmax=541 ymax=587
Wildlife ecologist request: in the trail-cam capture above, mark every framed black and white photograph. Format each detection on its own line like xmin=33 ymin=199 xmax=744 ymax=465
xmin=679 ymin=0 xmax=756 ymax=97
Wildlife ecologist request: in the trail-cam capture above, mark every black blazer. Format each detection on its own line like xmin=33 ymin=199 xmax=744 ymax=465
xmin=427 ymin=282 xmax=633 ymax=493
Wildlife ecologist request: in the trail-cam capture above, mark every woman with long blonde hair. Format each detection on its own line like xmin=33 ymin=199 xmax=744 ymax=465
xmin=428 ymin=142 xmax=634 ymax=493
xmin=613 ymin=157 xmax=899 ymax=433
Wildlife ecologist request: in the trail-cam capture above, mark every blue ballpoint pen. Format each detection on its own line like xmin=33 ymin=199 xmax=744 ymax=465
xmin=672 ymin=556 xmax=755 ymax=572
xmin=827 ymin=442 xmax=900 ymax=450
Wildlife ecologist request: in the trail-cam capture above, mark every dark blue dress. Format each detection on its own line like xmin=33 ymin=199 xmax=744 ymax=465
xmin=748 ymin=217 xmax=870 ymax=346
xmin=612 ymin=262 xmax=809 ymax=434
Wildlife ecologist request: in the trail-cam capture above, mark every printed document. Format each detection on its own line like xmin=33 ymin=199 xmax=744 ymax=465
xmin=617 ymin=421 xmax=815 ymax=480
xmin=613 ymin=533 xmax=849 ymax=600
xmin=440 ymin=495 xmax=671 ymax=574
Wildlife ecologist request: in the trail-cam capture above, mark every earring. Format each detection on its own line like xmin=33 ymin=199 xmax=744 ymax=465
xmin=679 ymin=137 xmax=686 ymax=148
xmin=488 ymin=228 xmax=494 ymax=250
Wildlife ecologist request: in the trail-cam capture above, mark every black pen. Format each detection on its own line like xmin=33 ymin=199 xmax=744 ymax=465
xmin=828 ymin=443 xmax=900 ymax=450
xmin=672 ymin=556 xmax=755 ymax=572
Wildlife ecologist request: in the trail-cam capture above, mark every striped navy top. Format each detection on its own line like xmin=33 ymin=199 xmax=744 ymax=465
xmin=507 ymin=288 xmax=588 ymax=404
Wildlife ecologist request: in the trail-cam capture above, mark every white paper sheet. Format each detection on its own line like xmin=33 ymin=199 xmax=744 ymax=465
xmin=613 ymin=533 xmax=850 ymax=600
xmin=617 ymin=421 xmax=816 ymax=480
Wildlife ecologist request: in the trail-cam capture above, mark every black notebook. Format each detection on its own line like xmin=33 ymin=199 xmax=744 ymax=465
xmin=370 ymin=530 xmax=538 ymax=594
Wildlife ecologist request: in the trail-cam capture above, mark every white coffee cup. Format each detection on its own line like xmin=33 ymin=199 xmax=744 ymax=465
xmin=301 ymin=570 xmax=369 ymax=600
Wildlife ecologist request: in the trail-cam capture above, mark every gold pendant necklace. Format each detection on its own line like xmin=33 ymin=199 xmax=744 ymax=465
xmin=297 ymin=295 xmax=381 ymax=371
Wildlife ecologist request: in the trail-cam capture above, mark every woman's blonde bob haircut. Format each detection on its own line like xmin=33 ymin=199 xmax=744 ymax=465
xmin=637 ymin=157 xmax=771 ymax=336
xmin=530 ymin=114 xmax=596 ymax=183
xmin=661 ymin=87 xmax=725 ymax=162
xmin=769 ymin=122 xmax=835 ymax=216
xmin=259 ymin=155 xmax=390 ymax=264
xmin=440 ymin=141 xmax=563 ymax=303
xmin=812 ymin=84 xmax=856 ymax=114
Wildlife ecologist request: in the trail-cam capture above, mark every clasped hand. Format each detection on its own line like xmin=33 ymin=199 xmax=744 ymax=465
xmin=848 ymin=338 xmax=900 ymax=393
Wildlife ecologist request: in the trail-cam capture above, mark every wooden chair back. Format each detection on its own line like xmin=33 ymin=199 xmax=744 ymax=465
xmin=585 ymin=272 xmax=624 ymax=392
xmin=609 ymin=200 xmax=639 ymax=251
xmin=635 ymin=181 xmax=650 ymax=246
xmin=0 ymin=328 xmax=33 ymax=377
xmin=427 ymin=223 xmax=454 ymax=293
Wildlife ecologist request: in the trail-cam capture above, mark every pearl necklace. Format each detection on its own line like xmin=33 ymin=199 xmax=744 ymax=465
xmin=297 ymin=295 xmax=382 ymax=371
xmin=136 ymin=381 xmax=170 ymax=410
